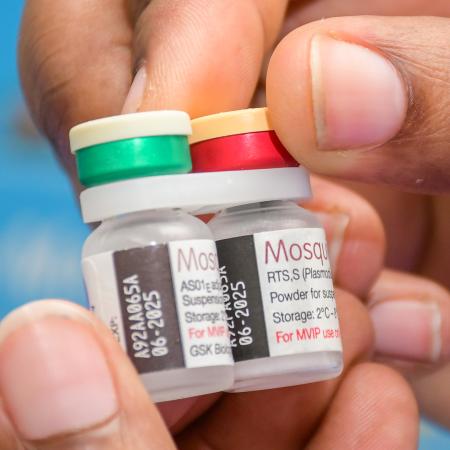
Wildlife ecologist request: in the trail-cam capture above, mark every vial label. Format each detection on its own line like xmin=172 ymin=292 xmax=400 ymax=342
xmin=216 ymin=228 xmax=342 ymax=362
xmin=82 ymin=239 xmax=233 ymax=374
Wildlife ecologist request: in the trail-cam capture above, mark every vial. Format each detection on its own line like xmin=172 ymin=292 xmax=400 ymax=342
xmin=69 ymin=111 xmax=234 ymax=402
xmin=190 ymin=108 xmax=343 ymax=392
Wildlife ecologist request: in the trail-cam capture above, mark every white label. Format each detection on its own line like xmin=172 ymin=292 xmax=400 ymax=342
xmin=253 ymin=228 xmax=342 ymax=356
xmin=168 ymin=240 xmax=233 ymax=368
xmin=82 ymin=239 xmax=232 ymax=374
xmin=83 ymin=254 xmax=127 ymax=349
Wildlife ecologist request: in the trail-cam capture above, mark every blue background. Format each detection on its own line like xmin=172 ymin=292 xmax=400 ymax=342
xmin=0 ymin=3 xmax=89 ymax=317
xmin=0 ymin=3 xmax=448 ymax=448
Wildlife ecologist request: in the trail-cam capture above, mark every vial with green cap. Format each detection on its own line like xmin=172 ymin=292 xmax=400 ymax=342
xmin=70 ymin=111 xmax=234 ymax=402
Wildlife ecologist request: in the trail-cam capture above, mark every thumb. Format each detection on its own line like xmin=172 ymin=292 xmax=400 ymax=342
xmin=0 ymin=300 xmax=175 ymax=450
xmin=266 ymin=16 xmax=450 ymax=193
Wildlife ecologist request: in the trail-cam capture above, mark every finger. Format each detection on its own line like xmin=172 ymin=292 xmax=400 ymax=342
xmin=0 ymin=300 xmax=176 ymax=449
xmin=283 ymin=0 xmax=450 ymax=35
xmin=266 ymin=16 xmax=450 ymax=193
xmin=177 ymin=289 xmax=374 ymax=449
xmin=306 ymin=363 xmax=418 ymax=450
xmin=307 ymin=176 xmax=385 ymax=298
xmin=421 ymin=195 xmax=450 ymax=289
xmin=19 ymin=0 xmax=133 ymax=174
xmin=0 ymin=405 xmax=19 ymax=450
xmin=130 ymin=0 xmax=288 ymax=116
xmin=336 ymin=181 xmax=429 ymax=273
xmin=158 ymin=394 xmax=220 ymax=434
xmin=368 ymin=269 xmax=450 ymax=365
xmin=410 ymin=363 xmax=450 ymax=429
xmin=257 ymin=0 xmax=450 ymax=98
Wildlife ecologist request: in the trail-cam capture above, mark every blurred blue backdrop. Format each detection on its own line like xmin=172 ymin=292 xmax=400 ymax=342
xmin=0 ymin=3 xmax=448 ymax=448
xmin=0 ymin=2 xmax=89 ymax=317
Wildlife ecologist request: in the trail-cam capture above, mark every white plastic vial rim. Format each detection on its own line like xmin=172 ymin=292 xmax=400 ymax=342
xmin=70 ymin=111 xmax=192 ymax=153
xmin=80 ymin=167 xmax=312 ymax=223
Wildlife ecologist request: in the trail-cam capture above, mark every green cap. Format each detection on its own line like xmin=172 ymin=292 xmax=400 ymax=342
xmin=69 ymin=111 xmax=192 ymax=187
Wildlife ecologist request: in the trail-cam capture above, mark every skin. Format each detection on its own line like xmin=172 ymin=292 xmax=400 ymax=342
xmin=0 ymin=299 xmax=418 ymax=449
xmin=4 ymin=0 xmax=448 ymax=447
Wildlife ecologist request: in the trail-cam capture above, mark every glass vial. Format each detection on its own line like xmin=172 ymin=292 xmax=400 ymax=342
xmin=70 ymin=111 xmax=233 ymax=402
xmin=83 ymin=209 xmax=233 ymax=401
xmin=190 ymin=108 xmax=343 ymax=392
xmin=209 ymin=201 xmax=342 ymax=391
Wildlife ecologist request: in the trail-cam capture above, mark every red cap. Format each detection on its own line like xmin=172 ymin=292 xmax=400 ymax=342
xmin=190 ymin=108 xmax=298 ymax=173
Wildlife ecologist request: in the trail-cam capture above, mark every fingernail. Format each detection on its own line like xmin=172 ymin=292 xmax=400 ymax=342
xmin=315 ymin=211 xmax=350 ymax=272
xmin=122 ymin=66 xmax=147 ymax=114
xmin=370 ymin=300 xmax=441 ymax=363
xmin=0 ymin=302 xmax=118 ymax=440
xmin=310 ymin=35 xmax=407 ymax=150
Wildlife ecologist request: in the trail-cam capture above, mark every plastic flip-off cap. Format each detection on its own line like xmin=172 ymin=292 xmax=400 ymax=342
xmin=70 ymin=111 xmax=192 ymax=187
xmin=190 ymin=108 xmax=298 ymax=172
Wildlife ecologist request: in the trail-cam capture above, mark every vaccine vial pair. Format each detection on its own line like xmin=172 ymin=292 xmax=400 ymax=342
xmin=70 ymin=108 xmax=342 ymax=402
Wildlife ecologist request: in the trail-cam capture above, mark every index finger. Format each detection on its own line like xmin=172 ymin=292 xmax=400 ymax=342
xmin=131 ymin=0 xmax=288 ymax=116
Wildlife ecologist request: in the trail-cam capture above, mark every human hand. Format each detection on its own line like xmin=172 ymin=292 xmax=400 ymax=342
xmin=262 ymin=5 xmax=450 ymax=427
xmin=19 ymin=0 xmax=450 ymax=429
xmin=19 ymin=1 xmax=450 ymax=191
xmin=0 ymin=299 xmax=417 ymax=449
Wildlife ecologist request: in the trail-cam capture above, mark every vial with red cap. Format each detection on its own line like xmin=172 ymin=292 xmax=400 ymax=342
xmin=190 ymin=108 xmax=343 ymax=392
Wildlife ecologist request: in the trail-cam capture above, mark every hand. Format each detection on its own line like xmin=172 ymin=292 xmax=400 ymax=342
xmin=0 ymin=300 xmax=417 ymax=449
xmin=263 ymin=6 xmax=450 ymax=428
xmin=19 ymin=0 xmax=450 ymax=430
